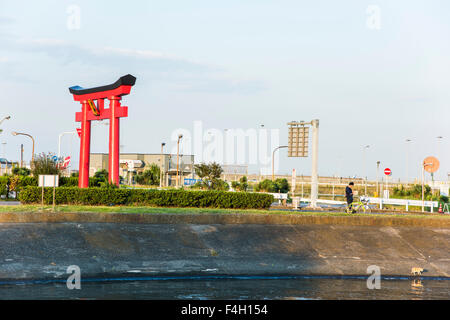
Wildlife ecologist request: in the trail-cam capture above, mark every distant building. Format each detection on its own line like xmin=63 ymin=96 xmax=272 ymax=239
xmin=0 ymin=158 xmax=15 ymax=175
xmin=89 ymin=153 xmax=195 ymax=186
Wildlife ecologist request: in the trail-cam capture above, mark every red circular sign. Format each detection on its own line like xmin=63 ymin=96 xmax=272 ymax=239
xmin=384 ymin=168 xmax=392 ymax=176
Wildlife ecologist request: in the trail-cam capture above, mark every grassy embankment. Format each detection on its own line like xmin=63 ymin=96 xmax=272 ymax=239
xmin=0 ymin=204 xmax=448 ymax=219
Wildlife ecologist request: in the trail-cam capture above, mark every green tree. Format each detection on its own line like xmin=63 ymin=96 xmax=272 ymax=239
xmin=231 ymin=176 xmax=249 ymax=192
xmin=255 ymin=178 xmax=289 ymax=193
xmin=274 ymin=178 xmax=290 ymax=193
xmin=194 ymin=162 xmax=225 ymax=190
xmin=238 ymin=176 xmax=249 ymax=191
xmin=94 ymin=169 xmax=108 ymax=181
xmin=12 ymin=167 xmax=31 ymax=176
xmin=31 ymin=153 xmax=61 ymax=178
xmin=136 ymin=164 xmax=160 ymax=186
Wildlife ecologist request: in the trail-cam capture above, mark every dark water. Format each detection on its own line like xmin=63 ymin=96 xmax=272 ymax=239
xmin=0 ymin=277 xmax=448 ymax=300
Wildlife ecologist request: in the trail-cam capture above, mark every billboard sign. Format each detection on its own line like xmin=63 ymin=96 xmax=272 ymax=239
xmin=288 ymin=123 xmax=309 ymax=157
xmin=38 ymin=175 xmax=59 ymax=187
xmin=184 ymin=178 xmax=201 ymax=186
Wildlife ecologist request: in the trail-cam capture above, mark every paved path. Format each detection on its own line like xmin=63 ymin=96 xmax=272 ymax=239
xmin=0 ymin=201 xmax=21 ymax=206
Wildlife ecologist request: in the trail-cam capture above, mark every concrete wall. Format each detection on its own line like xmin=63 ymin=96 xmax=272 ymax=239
xmin=0 ymin=213 xmax=448 ymax=280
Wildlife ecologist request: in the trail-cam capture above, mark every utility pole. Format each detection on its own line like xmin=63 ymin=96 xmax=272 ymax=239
xmin=362 ymin=145 xmax=370 ymax=196
xmin=287 ymin=119 xmax=319 ymax=208
xmin=58 ymin=131 xmax=77 ymax=158
xmin=160 ymin=142 xmax=166 ymax=188
xmin=20 ymin=144 xmax=24 ymax=168
xmin=405 ymin=139 xmax=412 ymax=184
xmin=1 ymin=142 xmax=6 ymax=158
xmin=176 ymin=134 xmax=183 ymax=188
xmin=422 ymin=162 xmax=432 ymax=212
xmin=310 ymin=119 xmax=319 ymax=208
xmin=376 ymin=161 xmax=380 ymax=197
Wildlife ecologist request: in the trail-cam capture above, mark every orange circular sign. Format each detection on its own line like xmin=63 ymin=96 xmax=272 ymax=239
xmin=423 ymin=156 xmax=440 ymax=173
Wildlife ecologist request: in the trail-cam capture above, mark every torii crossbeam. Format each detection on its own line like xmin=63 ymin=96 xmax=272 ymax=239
xmin=69 ymin=74 xmax=136 ymax=188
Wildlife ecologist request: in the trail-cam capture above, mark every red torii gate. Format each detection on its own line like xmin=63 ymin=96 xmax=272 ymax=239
xmin=69 ymin=75 xmax=136 ymax=188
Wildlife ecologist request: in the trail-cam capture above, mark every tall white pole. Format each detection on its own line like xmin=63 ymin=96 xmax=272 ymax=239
xmin=58 ymin=131 xmax=77 ymax=158
xmin=363 ymin=145 xmax=369 ymax=196
xmin=422 ymin=163 xmax=425 ymax=212
xmin=376 ymin=161 xmax=380 ymax=197
xmin=436 ymin=136 xmax=443 ymax=180
xmin=310 ymin=119 xmax=319 ymax=208
xmin=405 ymin=139 xmax=412 ymax=184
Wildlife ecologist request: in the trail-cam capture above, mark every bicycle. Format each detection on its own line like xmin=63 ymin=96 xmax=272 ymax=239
xmin=347 ymin=196 xmax=372 ymax=214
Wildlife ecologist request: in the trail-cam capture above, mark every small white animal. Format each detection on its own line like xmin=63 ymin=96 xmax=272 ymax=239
xmin=411 ymin=267 xmax=424 ymax=276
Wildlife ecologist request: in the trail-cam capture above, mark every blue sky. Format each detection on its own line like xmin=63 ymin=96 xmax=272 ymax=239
xmin=0 ymin=0 xmax=449 ymax=181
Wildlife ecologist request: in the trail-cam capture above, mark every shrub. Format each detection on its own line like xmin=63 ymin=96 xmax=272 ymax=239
xmin=60 ymin=176 xmax=78 ymax=187
xmin=194 ymin=162 xmax=224 ymax=190
xmin=18 ymin=187 xmax=274 ymax=209
xmin=393 ymin=184 xmax=432 ymax=199
xmin=0 ymin=176 xmax=8 ymax=196
xmin=31 ymin=153 xmax=61 ymax=178
xmin=12 ymin=167 xmax=31 ymax=176
xmin=231 ymin=176 xmax=249 ymax=192
xmin=255 ymin=178 xmax=290 ymax=193
xmin=135 ymin=165 xmax=160 ymax=186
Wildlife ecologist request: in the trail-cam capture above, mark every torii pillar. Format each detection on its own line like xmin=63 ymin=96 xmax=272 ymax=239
xmin=69 ymin=75 xmax=136 ymax=188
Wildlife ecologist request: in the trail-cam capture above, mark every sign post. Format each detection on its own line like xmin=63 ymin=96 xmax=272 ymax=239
xmin=384 ymin=168 xmax=392 ymax=199
xmin=422 ymin=156 xmax=440 ymax=212
xmin=291 ymin=168 xmax=296 ymax=194
xmin=287 ymin=120 xmax=319 ymax=208
xmin=39 ymin=175 xmax=59 ymax=212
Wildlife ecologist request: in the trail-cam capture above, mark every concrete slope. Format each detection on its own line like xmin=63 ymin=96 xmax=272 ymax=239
xmin=0 ymin=218 xmax=449 ymax=280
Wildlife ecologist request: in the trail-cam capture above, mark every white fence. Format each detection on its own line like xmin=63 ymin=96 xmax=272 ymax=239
xmin=293 ymin=196 xmax=440 ymax=212
xmin=366 ymin=197 xmax=439 ymax=212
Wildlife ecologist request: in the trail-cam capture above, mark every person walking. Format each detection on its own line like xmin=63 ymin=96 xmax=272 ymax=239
xmin=346 ymin=182 xmax=356 ymax=213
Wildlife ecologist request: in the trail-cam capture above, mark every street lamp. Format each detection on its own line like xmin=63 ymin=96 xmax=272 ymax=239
xmin=58 ymin=131 xmax=77 ymax=158
xmin=1 ymin=142 xmax=6 ymax=158
xmin=422 ymin=161 xmax=433 ymax=212
xmin=0 ymin=116 xmax=11 ymax=134
xmin=176 ymin=134 xmax=183 ymax=188
xmin=376 ymin=161 xmax=381 ymax=197
xmin=436 ymin=136 xmax=443 ymax=180
xmin=11 ymin=131 xmax=35 ymax=162
xmin=405 ymin=139 xmax=412 ymax=184
xmin=160 ymin=142 xmax=166 ymax=188
xmin=362 ymin=145 xmax=370 ymax=195
xmin=0 ymin=116 xmax=10 ymax=126
xmin=271 ymin=145 xmax=288 ymax=181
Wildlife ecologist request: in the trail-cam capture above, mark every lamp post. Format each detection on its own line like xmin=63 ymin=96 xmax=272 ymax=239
xmin=176 ymin=134 xmax=183 ymax=188
xmin=376 ymin=161 xmax=381 ymax=197
xmin=362 ymin=145 xmax=370 ymax=196
xmin=0 ymin=116 xmax=10 ymax=126
xmin=271 ymin=146 xmax=288 ymax=181
xmin=1 ymin=142 xmax=6 ymax=158
xmin=58 ymin=131 xmax=77 ymax=158
xmin=160 ymin=142 xmax=166 ymax=188
xmin=422 ymin=161 xmax=433 ymax=212
xmin=405 ymin=139 xmax=412 ymax=184
xmin=0 ymin=116 xmax=11 ymax=135
xmin=436 ymin=136 xmax=443 ymax=180
xmin=20 ymin=144 xmax=23 ymax=168
xmin=11 ymin=131 xmax=35 ymax=162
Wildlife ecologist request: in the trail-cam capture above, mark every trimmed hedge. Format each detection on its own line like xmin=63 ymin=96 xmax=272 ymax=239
xmin=0 ymin=176 xmax=107 ymax=198
xmin=18 ymin=187 xmax=274 ymax=209
xmin=0 ymin=176 xmax=8 ymax=196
